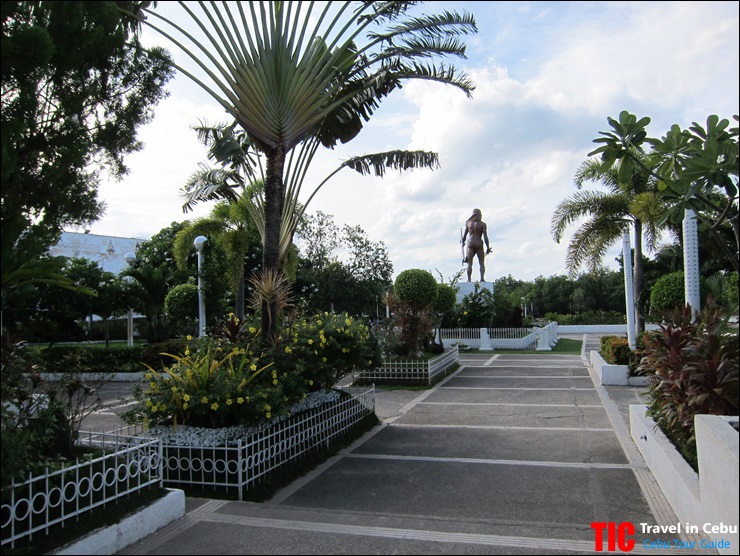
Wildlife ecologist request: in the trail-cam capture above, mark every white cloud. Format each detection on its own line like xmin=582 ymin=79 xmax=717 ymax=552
xmin=88 ymin=1 xmax=738 ymax=283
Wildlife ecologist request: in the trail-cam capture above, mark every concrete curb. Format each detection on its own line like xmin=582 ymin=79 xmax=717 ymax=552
xmin=53 ymin=488 xmax=185 ymax=555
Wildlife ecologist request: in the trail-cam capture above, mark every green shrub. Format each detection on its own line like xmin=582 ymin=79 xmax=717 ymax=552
xmin=637 ymin=298 xmax=739 ymax=471
xmin=394 ymin=269 xmax=437 ymax=309
xmin=125 ymin=312 xmax=379 ymax=430
xmin=649 ymin=271 xmax=709 ymax=320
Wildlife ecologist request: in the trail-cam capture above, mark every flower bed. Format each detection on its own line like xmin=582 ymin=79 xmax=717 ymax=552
xmin=116 ymin=386 xmax=375 ymax=501
xmin=355 ymin=346 xmax=459 ymax=385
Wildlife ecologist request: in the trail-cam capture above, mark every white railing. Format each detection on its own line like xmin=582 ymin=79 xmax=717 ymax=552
xmin=437 ymin=324 xmax=559 ymax=350
xmin=1 ymin=433 xmax=161 ymax=549
xmin=142 ymin=386 xmax=374 ymax=501
xmin=358 ymin=345 xmax=459 ymax=385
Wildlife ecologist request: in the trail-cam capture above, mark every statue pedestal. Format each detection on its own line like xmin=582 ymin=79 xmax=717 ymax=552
xmin=455 ymin=281 xmax=493 ymax=304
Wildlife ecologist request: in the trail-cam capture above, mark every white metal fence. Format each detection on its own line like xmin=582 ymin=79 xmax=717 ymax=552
xmin=1 ymin=433 xmax=161 ymax=549
xmin=358 ymin=345 xmax=459 ymax=384
xmin=146 ymin=386 xmax=374 ymax=500
xmin=438 ymin=323 xmax=559 ymax=351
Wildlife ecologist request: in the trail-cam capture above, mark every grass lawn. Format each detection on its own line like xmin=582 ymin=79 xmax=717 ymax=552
xmin=459 ymin=337 xmax=582 ymax=355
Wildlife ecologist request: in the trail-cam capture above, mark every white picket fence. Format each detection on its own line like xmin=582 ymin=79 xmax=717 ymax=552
xmin=437 ymin=323 xmax=558 ymax=351
xmin=1 ymin=433 xmax=161 ymax=549
xmin=157 ymin=385 xmax=375 ymax=500
xmin=2 ymin=387 xmax=375 ymax=550
xmin=358 ymin=345 xmax=459 ymax=385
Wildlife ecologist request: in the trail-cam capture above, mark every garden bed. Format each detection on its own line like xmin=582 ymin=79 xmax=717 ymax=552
xmin=630 ymin=405 xmax=739 ymax=554
xmin=355 ymin=346 xmax=459 ymax=385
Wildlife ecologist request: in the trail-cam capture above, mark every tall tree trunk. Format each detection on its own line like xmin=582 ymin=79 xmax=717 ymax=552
xmin=262 ymin=146 xmax=286 ymax=342
xmin=633 ymin=219 xmax=645 ymax=334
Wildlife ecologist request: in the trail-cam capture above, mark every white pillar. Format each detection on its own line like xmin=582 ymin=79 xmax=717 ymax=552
xmin=479 ymin=328 xmax=492 ymax=351
xmin=194 ymin=236 xmax=207 ymax=338
xmin=682 ymin=209 xmax=701 ymax=319
xmin=622 ymin=229 xmax=636 ymax=349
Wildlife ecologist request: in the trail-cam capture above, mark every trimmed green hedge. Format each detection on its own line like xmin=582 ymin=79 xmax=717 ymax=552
xmin=28 ymin=341 xmax=190 ymax=374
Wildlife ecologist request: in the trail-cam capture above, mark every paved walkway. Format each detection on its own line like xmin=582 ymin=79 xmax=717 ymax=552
xmin=88 ymin=337 xmax=716 ymax=555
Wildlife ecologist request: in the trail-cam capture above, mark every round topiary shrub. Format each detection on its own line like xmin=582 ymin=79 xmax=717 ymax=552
xmin=434 ymin=283 xmax=457 ymax=315
xmin=394 ymin=269 xmax=438 ymax=310
xmin=164 ymin=283 xmax=199 ymax=333
xmin=650 ymin=271 xmax=709 ymax=319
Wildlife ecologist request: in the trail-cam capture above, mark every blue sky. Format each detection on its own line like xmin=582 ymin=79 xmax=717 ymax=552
xmin=89 ymin=1 xmax=739 ymax=283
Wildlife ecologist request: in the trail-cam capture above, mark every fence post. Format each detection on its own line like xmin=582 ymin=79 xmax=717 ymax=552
xmin=479 ymin=328 xmax=492 ymax=351
xmin=536 ymin=326 xmax=551 ymax=351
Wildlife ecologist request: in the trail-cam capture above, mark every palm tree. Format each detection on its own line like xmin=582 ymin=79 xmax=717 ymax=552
xmin=121 ymin=265 xmax=169 ymax=342
xmin=173 ymin=194 xmax=261 ymax=321
xmin=126 ymin=1 xmax=477 ymax=341
xmin=551 ymin=158 xmax=669 ymax=333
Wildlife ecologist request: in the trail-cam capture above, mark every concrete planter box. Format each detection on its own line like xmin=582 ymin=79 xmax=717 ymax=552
xmin=630 ymin=405 xmax=739 ymax=554
xmin=589 ymin=350 xmax=647 ymax=386
xmin=53 ymin=488 xmax=185 ymax=555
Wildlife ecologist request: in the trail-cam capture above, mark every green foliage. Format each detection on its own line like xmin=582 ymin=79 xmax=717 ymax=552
xmin=277 ymin=312 xmax=380 ymax=390
xmin=649 ymin=271 xmax=710 ymax=319
xmin=599 ymin=336 xmax=637 ymax=371
xmin=124 ymin=311 xmax=378 ymax=430
xmin=638 ymin=299 xmax=739 ymax=470
xmin=434 ymin=283 xmax=457 ymax=315
xmin=131 ymin=337 xmax=283 ymax=429
xmin=589 ymin=111 xmax=739 ymax=273
xmin=650 ymin=272 xmax=686 ymax=315
xmin=544 ymin=311 xmax=626 ymax=325
xmin=455 ymin=285 xmax=495 ymax=328
xmin=394 ymin=269 xmax=438 ymax=310
xmin=1 ymin=1 xmax=174 ymax=289
xmin=164 ymin=283 xmax=199 ymax=336
xmin=1 ymin=333 xmax=107 ymax=486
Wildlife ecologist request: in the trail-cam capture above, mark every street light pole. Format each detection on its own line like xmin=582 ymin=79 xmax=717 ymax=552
xmin=124 ymin=252 xmax=136 ymax=347
xmin=194 ymin=236 xmax=207 ymax=337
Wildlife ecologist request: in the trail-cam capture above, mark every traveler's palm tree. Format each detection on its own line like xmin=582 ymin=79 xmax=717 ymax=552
xmin=551 ymin=158 xmax=668 ymax=332
xmin=129 ymin=1 xmax=477 ymax=340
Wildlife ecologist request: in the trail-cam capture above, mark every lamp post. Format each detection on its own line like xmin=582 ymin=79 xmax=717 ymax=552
xmin=194 ymin=236 xmax=207 ymax=337
xmin=124 ymin=252 xmax=136 ymax=347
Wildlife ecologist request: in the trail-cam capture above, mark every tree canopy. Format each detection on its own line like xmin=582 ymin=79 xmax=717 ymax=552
xmin=1 ymin=0 xmax=174 ymax=291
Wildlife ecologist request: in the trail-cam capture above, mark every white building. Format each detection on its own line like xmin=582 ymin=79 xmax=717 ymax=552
xmin=50 ymin=231 xmax=143 ymax=275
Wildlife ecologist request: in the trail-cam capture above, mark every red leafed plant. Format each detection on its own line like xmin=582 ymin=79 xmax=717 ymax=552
xmin=637 ymin=297 xmax=739 ymax=470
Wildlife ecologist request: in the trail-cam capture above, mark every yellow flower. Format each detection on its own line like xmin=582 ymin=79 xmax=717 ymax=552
xmin=251 ymin=363 xmax=257 ymax=371
xmin=309 ymin=380 xmax=314 ymax=386
xmin=149 ymin=382 xmax=156 ymax=388
xmin=183 ymin=402 xmax=189 ymax=410
xmin=211 ymin=402 xmax=219 ymax=411
xmin=184 ymin=347 xmax=190 ymax=356
xmin=266 ymin=412 xmax=271 ymax=419
xmin=249 ymin=326 xmax=256 ymax=334
xmin=273 ymin=379 xmax=278 ymax=385
xmin=186 ymin=335 xmax=192 ymax=341
xmin=285 ymin=346 xmax=292 ymax=354
xmin=264 ymin=404 xmax=271 ymax=411
xmin=237 ymin=397 xmax=244 ymax=404
xmin=322 ymin=357 xmax=327 ymax=363
xmin=145 ymin=399 xmax=153 ymax=407
xmin=144 ymin=373 xmax=152 ymax=380
xmin=183 ymin=394 xmax=190 ymax=402
xmin=226 ymin=398 xmax=233 ymax=406
xmin=201 ymin=396 xmax=208 ymax=404
xmin=308 ymin=339 xmax=313 ymax=345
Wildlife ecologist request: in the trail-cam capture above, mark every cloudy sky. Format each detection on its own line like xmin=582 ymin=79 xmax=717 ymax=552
xmin=89 ymin=1 xmax=739 ymax=283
